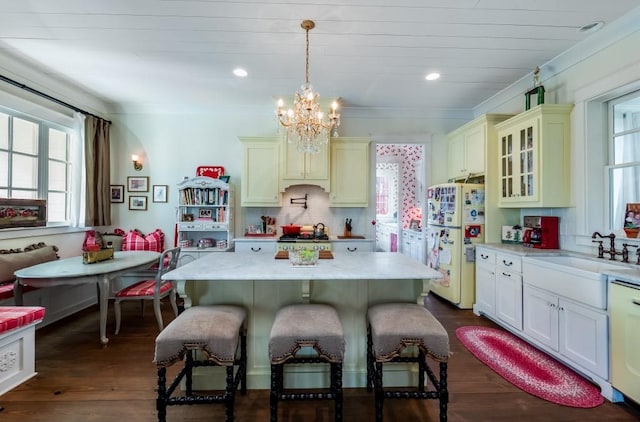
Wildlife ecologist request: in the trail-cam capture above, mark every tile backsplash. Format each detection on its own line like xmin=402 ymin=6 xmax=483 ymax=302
xmin=241 ymin=185 xmax=373 ymax=238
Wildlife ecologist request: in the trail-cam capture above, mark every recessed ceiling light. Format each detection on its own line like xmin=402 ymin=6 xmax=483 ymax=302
xmin=425 ymin=72 xmax=440 ymax=81
xmin=233 ymin=68 xmax=248 ymax=77
xmin=578 ymin=21 xmax=604 ymax=33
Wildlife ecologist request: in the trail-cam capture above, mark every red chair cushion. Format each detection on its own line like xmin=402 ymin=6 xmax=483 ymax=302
xmin=114 ymin=280 xmax=173 ymax=298
xmin=0 ymin=306 xmax=46 ymax=334
xmin=121 ymin=229 xmax=165 ymax=253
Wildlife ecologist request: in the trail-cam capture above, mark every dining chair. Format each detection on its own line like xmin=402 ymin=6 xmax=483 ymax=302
xmin=113 ymin=247 xmax=181 ymax=334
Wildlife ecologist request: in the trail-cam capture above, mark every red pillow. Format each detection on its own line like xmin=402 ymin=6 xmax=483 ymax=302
xmin=122 ymin=229 xmax=165 ymax=253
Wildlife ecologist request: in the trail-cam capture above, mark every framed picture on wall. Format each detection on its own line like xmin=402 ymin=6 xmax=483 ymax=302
xmin=129 ymin=196 xmax=148 ymax=211
xmin=127 ymin=176 xmax=149 ymax=192
xmin=110 ymin=185 xmax=124 ymax=203
xmin=153 ymin=185 xmax=168 ymax=203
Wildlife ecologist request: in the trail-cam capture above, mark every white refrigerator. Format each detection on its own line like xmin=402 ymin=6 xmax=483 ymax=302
xmin=426 ymin=183 xmax=485 ymax=309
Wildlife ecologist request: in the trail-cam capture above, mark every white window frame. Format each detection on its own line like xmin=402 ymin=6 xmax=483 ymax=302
xmin=0 ymin=105 xmax=75 ymax=226
xmin=607 ymin=90 xmax=640 ymax=230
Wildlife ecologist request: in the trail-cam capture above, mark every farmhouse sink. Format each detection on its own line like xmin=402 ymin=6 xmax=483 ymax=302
xmin=522 ymin=255 xmax=625 ymax=309
xmin=526 ymin=255 xmax=624 ymax=276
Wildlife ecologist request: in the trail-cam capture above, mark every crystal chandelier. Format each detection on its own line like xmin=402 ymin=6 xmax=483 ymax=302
xmin=276 ymin=20 xmax=340 ymax=154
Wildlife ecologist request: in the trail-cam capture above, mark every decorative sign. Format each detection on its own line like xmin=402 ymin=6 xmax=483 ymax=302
xmin=196 ymin=166 xmax=224 ymax=179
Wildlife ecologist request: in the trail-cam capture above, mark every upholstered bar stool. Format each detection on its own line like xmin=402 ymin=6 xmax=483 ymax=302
xmin=268 ymin=303 xmax=345 ymax=422
xmin=366 ymin=303 xmax=450 ymax=422
xmin=154 ymin=305 xmax=247 ymax=422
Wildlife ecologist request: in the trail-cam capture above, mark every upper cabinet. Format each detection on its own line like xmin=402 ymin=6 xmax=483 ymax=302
xmin=447 ymin=114 xmax=512 ymax=181
xmin=239 ymin=137 xmax=281 ymax=207
xmin=495 ymin=104 xmax=573 ymax=208
xmin=280 ymin=140 xmax=330 ymax=192
xmin=330 ymin=137 xmax=371 ymax=207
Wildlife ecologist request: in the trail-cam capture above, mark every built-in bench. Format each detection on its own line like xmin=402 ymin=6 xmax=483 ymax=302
xmin=0 ymin=243 xmax=96 ymax=340
xmin=0 ymin=306 xmax=46 ymax=395
xmin=0 ymin=244 xmax=59 ymax=304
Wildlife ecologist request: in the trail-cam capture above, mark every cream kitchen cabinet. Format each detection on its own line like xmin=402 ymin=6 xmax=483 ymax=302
xmin=331 ymin=240 xmax=374 ymax=253
xmin=239 ymin=137 xmax=281 ymax=207
xmin=234 ymin=240 xmax=277 ymax=254
xmin=280 ymin=139 xmax=330 ymax=191
xmin=495 ymin=104 xmax=573 ymax=208
xmin=447 ymin=114 xmax=512 ymax=181
xmin=523 ymin=283 xmax=608 ymax=379
xmin=474 ymin=246 xmax=497 ymax=317
xmin=494 ymin=252 xmax=523 ymax=331
xmin=329 ymin=137 xmax=371 ymax=207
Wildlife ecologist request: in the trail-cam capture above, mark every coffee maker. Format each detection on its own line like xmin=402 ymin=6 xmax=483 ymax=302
xmin=522 ymin=216 xmax=559 ymax=249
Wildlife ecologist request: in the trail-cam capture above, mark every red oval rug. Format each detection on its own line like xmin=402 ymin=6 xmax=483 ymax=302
xmin=456 ymin=326 xmax=604 ymax=408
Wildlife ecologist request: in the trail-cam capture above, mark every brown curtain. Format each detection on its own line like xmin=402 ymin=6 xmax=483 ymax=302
xmin=84 ymin=115 xmax=111 ymax=226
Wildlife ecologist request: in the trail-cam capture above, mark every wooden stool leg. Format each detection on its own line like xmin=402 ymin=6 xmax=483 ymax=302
xmin=366 ymin=329 xmax=374 ymax=391
xmin=185 ymin=350 xmax=194 ymax=396
xmin=374 ymin=361 xmax=384 ymax=422
xmin=418 ymin=350 xmax=426 ymax=391
xmin=331 ymin=362 xmax=343 ymax=422
xmin=156 ymin=367 xmax=167 ymax=422
xmin=225 ymin=365 xmax=235 ymax=422
xmin=439 ymin=362 xmax=449 ymax=422
xmin=270 ymin=363 xmax=281 ymax=422
xmin=240 ymin=333 xmax=247 ymax=395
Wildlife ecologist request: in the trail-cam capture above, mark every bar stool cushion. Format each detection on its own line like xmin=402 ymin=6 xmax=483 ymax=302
xmin=269 ymin=304 xmax=344 ymax=364
xmin=368 ymin=303 xmax=449 ymax=362
xmin=154 ymin=305 xmax=246 ymax=368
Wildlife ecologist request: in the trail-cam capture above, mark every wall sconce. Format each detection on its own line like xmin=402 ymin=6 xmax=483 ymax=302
xmin=131 ymin=154 xmax=143 ymax=171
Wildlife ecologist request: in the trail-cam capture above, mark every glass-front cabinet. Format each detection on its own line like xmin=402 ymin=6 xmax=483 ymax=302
xmin=496 ymin=104 xmax=573 ymax=208
xmin=499 ymin=122 xmax=536 ymax=202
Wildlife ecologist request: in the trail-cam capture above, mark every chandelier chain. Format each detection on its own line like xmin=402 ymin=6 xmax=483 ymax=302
xmin=305 ymin=26 xmax=310 ymax=85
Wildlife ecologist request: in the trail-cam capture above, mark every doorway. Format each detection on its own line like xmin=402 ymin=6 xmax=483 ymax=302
xmin=374 ymin=144 xmax=425 ymax=252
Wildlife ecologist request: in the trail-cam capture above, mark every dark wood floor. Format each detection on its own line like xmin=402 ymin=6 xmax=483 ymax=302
xmin=1 ymin=294 xmax=639 ymax=421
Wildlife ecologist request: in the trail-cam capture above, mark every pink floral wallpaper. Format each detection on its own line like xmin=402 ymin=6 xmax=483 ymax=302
xmin=376 ymin=144 xmax=423 ymax=229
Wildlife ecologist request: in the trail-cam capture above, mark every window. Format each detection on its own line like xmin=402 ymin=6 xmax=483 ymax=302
xmin=608 ymin=90 xmax=640 ymax=230
xmin=0 ymin=107 xmax=73 ymax=225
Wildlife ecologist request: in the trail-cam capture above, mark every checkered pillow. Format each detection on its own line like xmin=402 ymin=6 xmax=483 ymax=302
xmin=122 ymin=229 xmax=165 ymax=253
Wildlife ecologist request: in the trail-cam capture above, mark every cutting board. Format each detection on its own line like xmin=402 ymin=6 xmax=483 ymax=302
xmin=275 ymin=251 xmax=334 ymax=259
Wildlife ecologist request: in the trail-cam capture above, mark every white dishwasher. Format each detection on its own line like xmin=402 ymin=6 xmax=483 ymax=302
xmin=610 ymin=280 xmax=640 ymax=404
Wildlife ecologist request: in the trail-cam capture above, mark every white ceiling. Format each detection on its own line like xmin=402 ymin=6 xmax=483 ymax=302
xmin=1 ymin=0 xmax=639 ymax=114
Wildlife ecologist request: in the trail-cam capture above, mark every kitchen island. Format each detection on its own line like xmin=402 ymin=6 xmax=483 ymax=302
xmin=162 ymin=252 xmax=442 ymax=390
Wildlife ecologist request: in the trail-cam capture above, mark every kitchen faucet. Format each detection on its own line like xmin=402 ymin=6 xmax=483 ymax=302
xmin=591 ymin=232 xmax=619 ymax=261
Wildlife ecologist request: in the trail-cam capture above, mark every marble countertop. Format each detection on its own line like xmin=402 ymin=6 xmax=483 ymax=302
xmin=478 ymin=243 xmax=640 ymax=285
xmin=162 ymin=251 xmax=440 ymax=281
xmin=477 ymin=243 xmax=563 ymax=256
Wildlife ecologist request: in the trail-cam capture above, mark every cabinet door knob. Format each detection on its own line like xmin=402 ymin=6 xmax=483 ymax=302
xmin=501 ymin=272 xmax=511 ymax=277
xmin=250 ymin=247 xmax=262 ymax=252
xmin=347 ymin=247 xmax=357 ymax=252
